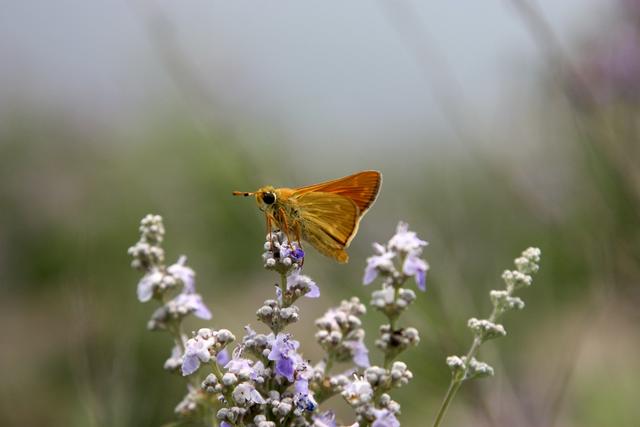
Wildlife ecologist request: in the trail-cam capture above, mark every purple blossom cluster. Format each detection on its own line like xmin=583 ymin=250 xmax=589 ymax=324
xmin=364 ymin=222 xmax=429 ymax=291
xmin=129 ymin=217 xmax=428 ymax=426
xmin=128 ymin=214 xmax=211 ymax=331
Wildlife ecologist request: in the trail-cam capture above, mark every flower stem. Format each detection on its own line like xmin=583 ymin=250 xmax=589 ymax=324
xmin=431 ymin=378 xmax=463 ymax=427
xmin=280 ymin=272 xmax=288 ymax=307
xmin=432 ymin=299 xmax=501 ymax=427
xmin=211 ymin=362 xmax=236 ymax=408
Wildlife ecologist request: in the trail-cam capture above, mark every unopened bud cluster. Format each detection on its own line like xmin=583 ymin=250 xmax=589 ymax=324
xmin=128 ymin=214 xmax=165 ymax=270
xmin=376 ymin=325 xmax=420 ymax=357
xmin=370 ymin=286 xmax=417 ymax=319
xmin=315 ymin=297 xmax=369 ymax=368
xmin=446 ymin=356 xmax=495 ymax=380
xmin=446 ymin=247 xmax=541 ymax=387
xmin=257 ymin=299 xmax=300 ymax=331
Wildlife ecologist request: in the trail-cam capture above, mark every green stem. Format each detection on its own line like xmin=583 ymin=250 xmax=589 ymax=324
xmin=325 ymin=353 xmax=334 ymax=375
xmin=431 ymin=340 xmax=480 ymax=427
xmin=431 ymin=296 xmax=503 ymax=427
xmin=280 ymin=272 xmax=289 ymax=307
xmin=431 ymin=378 xmax=463 ymax=427
xmin=383 ymin=285 xmax=401 ymax=369
xmin=168 ymin=323 xmax=186 ymax=353
xmin=211 ymin=362 xmax=236 ymax=408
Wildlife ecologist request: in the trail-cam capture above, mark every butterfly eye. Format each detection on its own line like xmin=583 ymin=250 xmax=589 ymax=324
xmin=262 ymin=192 xmax=276 ymax=205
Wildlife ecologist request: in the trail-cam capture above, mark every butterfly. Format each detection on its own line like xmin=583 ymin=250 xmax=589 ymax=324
xmin=233 ymin=170 xmax=382 ymax=263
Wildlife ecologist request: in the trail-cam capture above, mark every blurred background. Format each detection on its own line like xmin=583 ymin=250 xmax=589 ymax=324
xmin=1 ymin=0 xmax=639 ymax=426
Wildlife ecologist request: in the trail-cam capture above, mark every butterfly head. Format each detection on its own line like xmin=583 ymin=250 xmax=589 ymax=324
xmin=233 ymin=186 xmax=277 ymax=212
xmin=255 ymin=186 xmax=277 ymax=211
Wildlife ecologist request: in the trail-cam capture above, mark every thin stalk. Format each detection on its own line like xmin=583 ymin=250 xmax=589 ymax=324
xmin=280 ymin=272 xmax=289 ymax=307
xmin=431 ymin=299 xmax=503 ymax=427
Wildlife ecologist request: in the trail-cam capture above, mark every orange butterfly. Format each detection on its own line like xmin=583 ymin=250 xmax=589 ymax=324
xmin=233 ymin=171 xmax=382 ymax=263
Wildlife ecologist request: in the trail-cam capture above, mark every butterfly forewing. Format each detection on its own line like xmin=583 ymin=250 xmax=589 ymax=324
xmin=291 ymin=170 xmax=381 ymax=214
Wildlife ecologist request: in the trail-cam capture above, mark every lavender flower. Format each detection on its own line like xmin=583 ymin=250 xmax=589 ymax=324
xmin=363 ymin=222 xmax=429 ymax=292
xmin=402 ymin=252 xmax=429 ymax=291
xmin=287 ymin=271 xmax=320 ymax=298
xmin=148 ymin=293 xmax=211 ymax=331
xmin=346 ymin=340 xmax=370 ymax=368
xmin=372 ymin=408 xmax=400 ymax=427
xmin=167 ymin=255 xmax=196 ymax=293
xmin=232 ymin=382 xmax=266 ymax=406
xmin=268 ymin=333 xmax=301 ymax=382
xmin=136 ymin=270 xmax=178 ymax=302
xmin=388 ymin=222 xmax=428 ymax=254
xmin=217 ymin=348 xmax=231 ymax=367
xmin=164 ymin=345 xmax=183 ymax=372
xmin=294 ymin=375 xmax=318 ymax=411
xmin=342 ymin=376 xmax=373 ymax=405
xmin=363 ymin=250 xmax=395 ymax=285
xmin=182 ymin=328 xmax=235 ymax=376
xmin=313 ymin=411 xmax=337 ymax=427
xmin=182 ymin=333 xmax=215 ymax=376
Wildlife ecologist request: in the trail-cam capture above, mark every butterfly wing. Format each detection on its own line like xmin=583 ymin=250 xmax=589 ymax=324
xmin=294 ymin=192 xmax=360 ymax=263
xmin=291 ymin=170 xmax=382 ymax=215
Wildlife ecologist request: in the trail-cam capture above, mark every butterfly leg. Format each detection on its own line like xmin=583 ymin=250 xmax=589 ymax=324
xmin=277 ymin=207 xmax=293 ymax=244
xmin=294 ymin=223 xmax=303 ymax=249
xmin=265 ymin=213 xmax=274 ymax=243
xmin=294 ymin=222 xmax=304 ymax=266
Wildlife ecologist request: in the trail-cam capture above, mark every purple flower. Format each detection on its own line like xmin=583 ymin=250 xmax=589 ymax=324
xmin=167 ymin=256 xmax=196 ymax=293
xmin=346 ymin=340 xmax=370 ymax=368
xmin=363 ymin=251 xmax=395 ymax=285
xmin=291 ymin=247 xmax=305 ymax=261
xmin=224 ymin=356 xmax=264 ymax=381
xmin=182 ymin=333 xmax=215 ymax=376
xmin=280 ymin=244 xmax=292 ymax=259
xmin=388 ymin=222 xmax=428 ymax=254
xmin=313 ymin=411 xmax=337 ymax=427
xmin=342 ymin=376 xmax=373 ymax=404
xmin=287 ymin=271 xmax=320 ymax=298
xmin=216 ymin=348 xmax=230 ymax=366
xmin=137 ymin=270 xmax=162 ymax=302
xmin=267 ymin=333 xmax=301 ymax=382
xmin=278 ymin=242 xmax=305 ymax=265
xmin=294 ymin=376 xmax=317 ymax=411
xmin=224 ymin=356 xmax=253 ymax=373
xmin=220 ymin=422 xmax=232 ymax=427
xmin=171 ymin=293 xmax=212 ymax=319
xmin=232 ymin=382 xmax=266 ymax=406
xmin=402 ymin=253 xmax=429 ymax=291
xmin=372 ymin=409 xmax=400 ymax=427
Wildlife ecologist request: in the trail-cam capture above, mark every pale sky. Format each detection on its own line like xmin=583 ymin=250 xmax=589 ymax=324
xmin=0 ymin=0 xmax=608 ymax=147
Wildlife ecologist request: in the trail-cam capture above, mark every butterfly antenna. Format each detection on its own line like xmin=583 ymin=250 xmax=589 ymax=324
xmin=232 ymin=191 xmax=254 ymax=197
